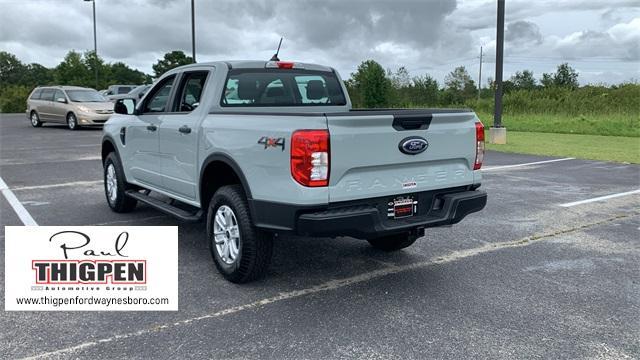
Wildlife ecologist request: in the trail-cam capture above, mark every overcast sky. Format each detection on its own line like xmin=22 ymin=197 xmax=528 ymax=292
xmin=1 ymin=0 xmax=639 ymax=86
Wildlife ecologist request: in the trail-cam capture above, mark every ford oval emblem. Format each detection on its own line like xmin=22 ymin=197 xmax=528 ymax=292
xmin=399 ymin=136 xmax=429 ymax=155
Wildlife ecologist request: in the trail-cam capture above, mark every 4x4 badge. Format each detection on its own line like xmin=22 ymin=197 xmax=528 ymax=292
xmin=258 ymin=136 xmax=285 ymax=151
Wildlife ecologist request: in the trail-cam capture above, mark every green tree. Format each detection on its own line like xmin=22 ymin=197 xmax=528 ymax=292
xmin=0 ymin=51 xmax=27 ymax=85
xmin=390 ymin=66 xmax=411 ymax=89
xmin=409 ymin=74 xmax=439 ymax=106
xmin=541 ymin=63 xmax=579 ymax=89
xmin=444 ymin=66 xmax=476 ymax=103
xmin=152 ymin=51 xmax=194 ymax=77
xmin=82 ymin=50 xmax=108 ymax=88
xmin=107 ymin=62 xmax=149 ymax=86
xmin=55 ymin=50 xmax=92 ymax=86
xmin=24 ymin=63 xmax=54 ymax=86
xmin=350 ymin=60 xmax=392 ymax=108
xmin=541 ymin=72 xmax=554 ymax=88
xmin=553 ymin=63 xmax=579 ymax=89
xmin=0 ymin=85 xmax=31 ymax=113
xmin=510 ymin=70 xmax=536 ymax=90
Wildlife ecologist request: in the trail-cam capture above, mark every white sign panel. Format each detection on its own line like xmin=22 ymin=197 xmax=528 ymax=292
xmin=5 ymin=226 xmax=178 ymax=311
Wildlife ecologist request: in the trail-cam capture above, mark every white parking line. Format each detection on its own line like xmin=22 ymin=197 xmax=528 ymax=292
xmin=12 ymin=180 xmax=102 ymax=191
xmin=482 ymin=158 xmax=575 ymax=171
xmin=0 ymin=176 xmax=37 ymax=226
xmin=21 ymin=212 xmax=635 ymax=360
xmin=559 ymin=189 xmax=640 ymax=207
xmin=0 ymin=156 xmax=102 ymax=166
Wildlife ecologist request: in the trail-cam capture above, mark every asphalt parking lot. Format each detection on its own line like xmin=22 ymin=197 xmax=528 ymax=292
xmin=1 ymin=113 xmax=639 ymax=359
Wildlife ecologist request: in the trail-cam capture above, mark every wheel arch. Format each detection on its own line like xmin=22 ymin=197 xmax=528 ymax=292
xmin=199 ymin=153 xmax=253 ymax=210
xmin=101 ymin=135 xmax=120 ymax=164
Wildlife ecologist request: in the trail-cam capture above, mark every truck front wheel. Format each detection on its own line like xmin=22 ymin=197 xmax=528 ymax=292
xmin=367 ymin=234 xmax=417 ymax=252
xmin=207 ymin=185 xmax=273 ymax=283
xmin=104 ymin=152 xmax=137 ymax=213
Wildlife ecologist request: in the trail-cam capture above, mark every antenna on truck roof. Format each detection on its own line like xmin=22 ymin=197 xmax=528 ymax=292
xmin=270 ymin=37 xmax=283 ymax=61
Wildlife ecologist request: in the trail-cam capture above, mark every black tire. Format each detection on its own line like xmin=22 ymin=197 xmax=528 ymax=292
xmin=103 ymin=152 xmax=137 ymax=213
xmin=67 ymin=112 xmax=79 ymax=130
xmin=30 ymin=111 xmax=42 ymax=127
xmin=207 ymin=185 xmax=273 ymax=283
xmin=367 ymin=234 xmax=417 ymax=252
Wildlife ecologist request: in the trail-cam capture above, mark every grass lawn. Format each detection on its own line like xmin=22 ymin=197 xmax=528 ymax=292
xmin=485 ymin=131 xmax=640 ymax=164
xmin=475 ymin=111 xmax=639 ymax=137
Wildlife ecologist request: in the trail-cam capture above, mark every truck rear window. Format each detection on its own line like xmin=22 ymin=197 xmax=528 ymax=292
xmin=221 ymin=69 xmax=346 ymax=107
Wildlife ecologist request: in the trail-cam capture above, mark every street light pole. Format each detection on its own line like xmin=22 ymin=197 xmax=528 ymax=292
xmin=478 ymin=46 xmax=483 ymax=101
xmin=85 ymin=0 xmax=98 ymax=89
xmin=191 ymin=0 xmax=196 ymax=62
xmin=490 ymin=0 xmax=507 ymax=144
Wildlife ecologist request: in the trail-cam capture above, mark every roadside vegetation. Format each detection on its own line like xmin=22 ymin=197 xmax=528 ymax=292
xmin=346 ymin=60 xmax=638 ymax=163
xmin=1 ymin=51 xmax=637 ymax=161
xmin=0 ymin=50 xmax=193 ymax=113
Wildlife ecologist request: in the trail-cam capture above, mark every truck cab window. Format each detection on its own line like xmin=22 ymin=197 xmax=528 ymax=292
xmin=173 ymin=71 xmax=208 ymax=112
xmin=221 ymin=69 xmax=346 ymax=107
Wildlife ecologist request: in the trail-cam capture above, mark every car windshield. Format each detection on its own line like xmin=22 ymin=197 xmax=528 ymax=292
xmin=130 ymin=85 xmax=150 ymax=94
xmin=67 ymin=90 xmax=107 ymax=102
xmin=118 ymin=87 xmax=134 ymax=94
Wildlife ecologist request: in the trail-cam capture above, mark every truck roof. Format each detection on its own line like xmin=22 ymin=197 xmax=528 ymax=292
xmin=176 ymin=60 xmax=334 ymax=73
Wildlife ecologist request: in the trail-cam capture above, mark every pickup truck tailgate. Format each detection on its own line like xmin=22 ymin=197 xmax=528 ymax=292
xmin=326 ymin=110 xmax=478 ymax=203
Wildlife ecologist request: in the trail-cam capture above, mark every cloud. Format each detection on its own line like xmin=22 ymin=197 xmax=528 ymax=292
xmin=505 ymin=21 xmax=543 ymax=45
xmin=0 ymin=0 xmax=638 ymax=85
xmin=551 ymin=17 xmax=640 ymax=61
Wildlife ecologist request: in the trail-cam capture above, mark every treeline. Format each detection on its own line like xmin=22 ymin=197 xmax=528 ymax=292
xmin=346 ymin=60 xmax=639 ymax=117
xmin=1 ymin=50 xmax=639 ymax=118
xmin=0 ymin=50 xmax=195 ymax=112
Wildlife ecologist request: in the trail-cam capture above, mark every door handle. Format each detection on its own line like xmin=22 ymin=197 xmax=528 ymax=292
xmin=179 ymin=125 xmax=192 ymax=134
xmin=146 ymin=124 xmax=157 ymax=132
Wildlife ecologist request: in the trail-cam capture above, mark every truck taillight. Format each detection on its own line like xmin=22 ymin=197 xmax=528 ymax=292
xmin=474 ymin=121 xmax=485 ymax=170
xmin=291 ymin=130 xmax=329 ymax=187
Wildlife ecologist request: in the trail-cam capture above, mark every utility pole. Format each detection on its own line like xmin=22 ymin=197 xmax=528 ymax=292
xmin=84 ymin=0 xmax=98 ymax=89
xmin=191 ymin=0 xmax=196 ymax=62
xmin=478 ymin=46 xmax=483 ymax=100
xmin=490 ymin=0 xmax=507 ymax=144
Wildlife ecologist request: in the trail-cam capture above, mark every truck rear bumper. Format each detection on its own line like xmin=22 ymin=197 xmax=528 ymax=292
xmin=250 ymin=186 xmax=486 ymax=239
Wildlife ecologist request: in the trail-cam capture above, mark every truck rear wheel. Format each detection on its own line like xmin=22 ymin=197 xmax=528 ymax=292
xmin=207 ymin=185 xmax=273 ymax=283
xmin=367 ymin=234 xmax=417 ymax=252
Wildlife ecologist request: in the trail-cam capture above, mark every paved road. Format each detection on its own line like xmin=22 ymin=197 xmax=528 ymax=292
xmin=1 ymin=113 xmax=639 ymax=359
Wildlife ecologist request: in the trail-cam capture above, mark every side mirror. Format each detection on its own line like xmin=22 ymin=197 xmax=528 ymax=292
xmin=114 ymin=98 xmax=136 ymax=115
xmin=56 ymin=97 xmax=67 ymax=103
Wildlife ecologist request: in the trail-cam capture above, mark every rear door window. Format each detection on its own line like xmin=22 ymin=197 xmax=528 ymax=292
xmin=40 ymin=89 xmax=55 ymax=101
xmin=221 ymin=69 xmax=346 ymax=107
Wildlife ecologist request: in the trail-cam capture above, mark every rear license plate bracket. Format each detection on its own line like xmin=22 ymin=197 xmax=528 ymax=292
xmin=387 ymin=195 xmax=418 ymax=219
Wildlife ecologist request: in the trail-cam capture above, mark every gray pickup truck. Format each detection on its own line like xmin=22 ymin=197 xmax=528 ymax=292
xmin=102 ymin=60 xmax=487 ymax=283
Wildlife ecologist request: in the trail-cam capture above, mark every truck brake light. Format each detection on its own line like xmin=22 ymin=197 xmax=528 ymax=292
xmin=277 ymin=61 xmax=294 ymax=69
xmin=474 ymin=121 xmax=485 ymax=170
xmin=266 ymin=61 xmax=300 ymax=69
xmin=291 ymin=130 xmax=329 ymax=187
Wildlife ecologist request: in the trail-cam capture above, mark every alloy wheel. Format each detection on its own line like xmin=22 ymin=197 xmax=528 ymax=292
xmin=213 ymin=205 xmax=241 ymax=265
